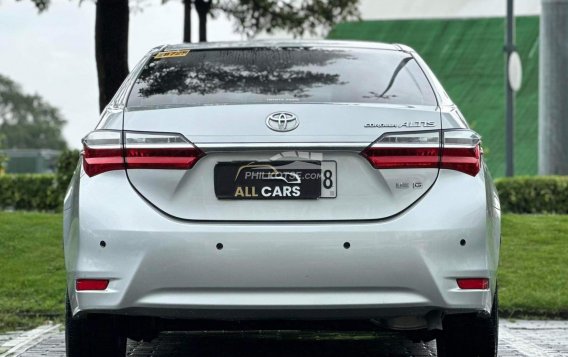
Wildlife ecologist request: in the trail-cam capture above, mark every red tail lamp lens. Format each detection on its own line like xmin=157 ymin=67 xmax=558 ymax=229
xmin=362 ymin=146 xmax=440 ymax=169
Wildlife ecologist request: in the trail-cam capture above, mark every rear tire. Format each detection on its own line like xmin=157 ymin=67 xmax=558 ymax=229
xmin=436 ymin=292 xmax=498 ymax=357
xmin=65 ymin=294 xmax=126 ymax=357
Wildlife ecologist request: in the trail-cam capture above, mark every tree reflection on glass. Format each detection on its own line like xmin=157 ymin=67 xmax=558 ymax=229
xmin=134 ymin=48 xmax=351 ymax=103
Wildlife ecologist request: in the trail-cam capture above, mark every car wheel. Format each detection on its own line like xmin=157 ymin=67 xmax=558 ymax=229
xmin=65 ymin=294 xmax=126 ymax=357
xmin=436 ymin=291 xmax=498 ymax=357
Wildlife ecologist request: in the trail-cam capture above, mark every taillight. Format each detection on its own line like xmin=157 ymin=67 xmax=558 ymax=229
xmin=361 ymin=129 xmax=481 ymax=176
xmin=441 ymin=130 xmax=481 ymax=176
xmin=82 ymin=130 xmax=123 ymax=177
xmin=82 ymin=130 xmax=204 ymax=177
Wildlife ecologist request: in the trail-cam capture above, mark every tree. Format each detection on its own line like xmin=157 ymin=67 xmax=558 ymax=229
xmin=170 ymin=0 xmax=360 ymax=44
xmin=23 ymin=0 xmax=360 ymax=111
xmin=195 ymin=0 xmax=212 ymax=42
xmin=0 ymin=74 xmax=67 ymax=150
xmin=16 ymin=0 xmax=49 ymax=11
xmin=183 ymin=0 xmax=192 ymax=42
xmin=25 ymin=0 xmax=130 ymax=113
xmin=190 ymin=0 xmax=360 ymax=42
xmin=136 ymin=48 xmax=350 ymax=99
xmin=163 ymin=0 xmax=193 ymax=42
xmin=95 ymin=0 xmax=130 ymax=112
xmin=0 ymin=132 xmax=7 ymax=173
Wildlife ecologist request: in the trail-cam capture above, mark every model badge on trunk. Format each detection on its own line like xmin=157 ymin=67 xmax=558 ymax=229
xmin=364 ymin=121 xmax=436 ymax=128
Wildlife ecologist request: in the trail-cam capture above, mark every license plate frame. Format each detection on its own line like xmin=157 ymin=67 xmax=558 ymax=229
xmin=214 ymin=160 xmax=337 ymax=200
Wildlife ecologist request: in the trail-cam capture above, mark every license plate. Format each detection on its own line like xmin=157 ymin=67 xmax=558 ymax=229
xmin=214 ymin=161 xmax=337 ymax=200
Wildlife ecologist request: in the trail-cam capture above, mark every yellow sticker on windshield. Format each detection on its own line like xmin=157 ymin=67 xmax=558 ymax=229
xmin=154 ymin=50 xmax=190 ymax=59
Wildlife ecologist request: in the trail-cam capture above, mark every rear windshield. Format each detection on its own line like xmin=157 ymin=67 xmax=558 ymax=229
xmin=127 ymin=47 xmax=437 ymax=108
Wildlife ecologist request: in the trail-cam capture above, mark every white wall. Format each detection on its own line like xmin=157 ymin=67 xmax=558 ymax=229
xmin=359 ymin=0 xmax=540 ymax=20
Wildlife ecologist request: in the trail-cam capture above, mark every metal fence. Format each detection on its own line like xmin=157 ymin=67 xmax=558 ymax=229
xmin=3 ymin=149 xmax=61 ymax=174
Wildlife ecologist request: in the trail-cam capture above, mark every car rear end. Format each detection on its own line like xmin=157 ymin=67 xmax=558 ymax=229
xmin=64 ymin=41 xmax=500 ymax=356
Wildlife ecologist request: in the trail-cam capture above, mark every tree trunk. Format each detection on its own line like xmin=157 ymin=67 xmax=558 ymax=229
xmin=195 ymin=0 xmax=211 ymax=42
xmin=95 ymin=0 xmax=129 ymax=112
xmin=198 ymin=10 xmax=207 ymax=42
xmin=183 ymin=0 xmax=192 ymax=43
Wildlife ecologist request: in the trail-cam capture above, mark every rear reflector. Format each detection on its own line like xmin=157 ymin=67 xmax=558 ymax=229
xmin=82 ymin=130 xmax=204 ymax=177
xmin=457 ymin=278 xmax=489 ymax=290
xmin=361 ymin=129 xmax=482 ymax=176
xmin=76 ymin=279 xmax=109 ymax=291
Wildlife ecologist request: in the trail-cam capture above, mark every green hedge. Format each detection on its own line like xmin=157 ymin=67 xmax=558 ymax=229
xmin=0 ymin=174 xmax=59 ymax=211
xmin=55 ymin=150 xmax=80 ymax=194
xmin=0 ymin=150 xmax=80 ymax=212
xmin=496 ymin=176 xmax=568 ymax=214
xmin=0 ymin=161 xmax=566 ymax=214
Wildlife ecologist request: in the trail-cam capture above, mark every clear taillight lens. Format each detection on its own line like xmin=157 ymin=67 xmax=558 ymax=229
xmin=124 ymin=132 xmax=204 ymax=170
xmin=82 ymin=130 xmax=204 ymax=177
xmin=361 ymin=129 xmax=481 ymax=176
xmin=361 ymin=131 xmax=441 ymax=169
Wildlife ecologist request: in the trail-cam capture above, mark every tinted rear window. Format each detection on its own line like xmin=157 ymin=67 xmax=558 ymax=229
xmin=127 ymin=47 xmax=437 ymax=108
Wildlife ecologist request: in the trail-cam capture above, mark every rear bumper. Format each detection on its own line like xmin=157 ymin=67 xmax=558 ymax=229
xmin=64 ymin=168 xmax=500 ymax=322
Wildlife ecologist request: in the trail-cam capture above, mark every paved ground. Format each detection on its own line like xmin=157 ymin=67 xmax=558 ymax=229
xmin=1 ymin=320 xmax=567 ymax=356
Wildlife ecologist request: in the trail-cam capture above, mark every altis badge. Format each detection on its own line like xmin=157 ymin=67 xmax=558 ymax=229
xmin=364 ymin=121 xmax=436 ymax=128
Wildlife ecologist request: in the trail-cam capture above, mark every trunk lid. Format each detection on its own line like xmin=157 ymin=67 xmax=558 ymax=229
xmin=123 ymin=103 xmax=441 ymax=221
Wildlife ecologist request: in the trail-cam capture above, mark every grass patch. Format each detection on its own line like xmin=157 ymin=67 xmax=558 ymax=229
xmin=0 ymin=212 xmax=65 ymax=332
xmin=499 ymin=214 xmax=568 ymax=318
xmin=0 ymin=212 xmax=566 ymax=332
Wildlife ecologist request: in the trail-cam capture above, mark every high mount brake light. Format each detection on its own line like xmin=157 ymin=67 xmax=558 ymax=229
xmin=82 ymin=131 xmax=204 ymax=177
xmin=361 ymin=129 xmax=481 ymax=176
